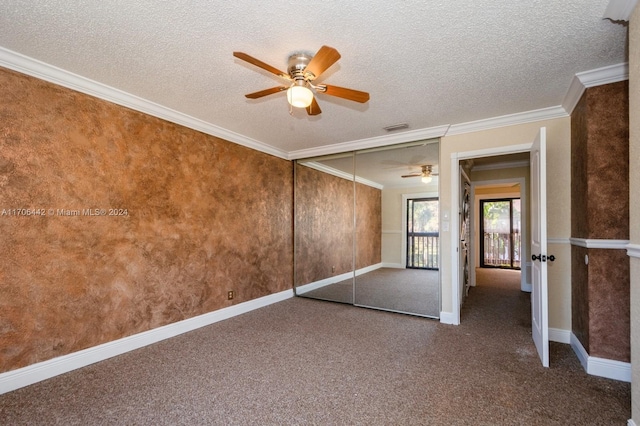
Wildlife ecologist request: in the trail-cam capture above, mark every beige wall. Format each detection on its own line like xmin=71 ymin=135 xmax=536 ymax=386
xmin=439 ymin=117 xmax=572 ymax=330
xmin=630 ymin=5 xmax=640 ymax=424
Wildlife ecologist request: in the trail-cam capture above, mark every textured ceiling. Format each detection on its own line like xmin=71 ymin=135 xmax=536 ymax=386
xmin=0 ymin=0 xmax=629 ymax=157
xmin=302 ymin=141 xmax=441 ymax=189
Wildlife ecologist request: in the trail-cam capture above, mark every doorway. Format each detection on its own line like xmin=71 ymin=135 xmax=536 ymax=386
xmin=449 ymin=127 xmax=548 ymax=367
xmin=449 ymin=145 xmax=532 ymax=325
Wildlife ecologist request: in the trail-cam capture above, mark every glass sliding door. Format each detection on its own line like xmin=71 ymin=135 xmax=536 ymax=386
xmin=480 ymin=198 xmax=521 ymax=269
xmin=406 ymin=198 xmax=439 ymax=270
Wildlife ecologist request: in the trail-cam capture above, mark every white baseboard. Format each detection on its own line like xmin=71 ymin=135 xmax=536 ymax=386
xmin=356 ymin=263 xmax=384 ymax=276
xmin=571 ymin=332 xmax=590 ymax=370
xmin=570 ymin=332 xmax=631 ymax=382
xmin=381 ymin=262 xmax=404 ymax=269
xmin=439 ymin=311 xmax=458 ymax=325
xmin=0 ymin=289 xmax=294 ymax=395
xmin=295 ymin=271 xmax=354 ymax=294
xmin=549 ymin=328 xmax=571 ymax=344
xmin=295 ymin=263 xmax=384 ymax=295
xmin=628 ymin=419 xmax=637 ymax=426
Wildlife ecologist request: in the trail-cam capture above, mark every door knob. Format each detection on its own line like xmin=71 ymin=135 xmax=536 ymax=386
xmin=532 ymin=254 xmax=555 ymax=262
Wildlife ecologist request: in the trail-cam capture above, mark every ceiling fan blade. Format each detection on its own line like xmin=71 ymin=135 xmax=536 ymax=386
xmin=233 ymin=52 xmax=289 ymax=78
xmin=306 ymin=97 xmax=322 ymax=115
xmin=401 ymin=173 xmax=421 ymax=178
xmin=321 ymin=84 xmax=370 ymax=103
xmin=245 ymin=86 xmax=288 ymax=99
xmin=304 ymin=46 xmax=341 ymax=79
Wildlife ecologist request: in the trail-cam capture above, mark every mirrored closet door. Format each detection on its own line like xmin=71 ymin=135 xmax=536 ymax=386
xmin=353 ymin=142 xmax=440 ymax=317
xmin=294 ymin=140 xmax=440 ymax=318
xmin=294 ymin=153 xmax=355 ymax=304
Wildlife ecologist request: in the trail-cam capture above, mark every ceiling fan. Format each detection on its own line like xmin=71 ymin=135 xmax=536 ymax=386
xmin=233 ymin=45 xmax=370 ymax=115
xmin=401 ymin=165 xmax=439 ymax=183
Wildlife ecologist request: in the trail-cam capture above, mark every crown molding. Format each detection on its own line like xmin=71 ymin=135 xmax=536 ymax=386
xmin=1 ymin=46 xmax=631 ymax=161
xmin=301 ymin=161 xmax=384 ymax=189
xmin=287 ymin=125 xmax=449 ymax=160
xmin=445 ymin=106 xmax=568 ymax=137
xmin=603 ymin=0 xmax=638 ymax=21
xmin=0 ymin=47 xmax=289 ymax=160
xmin=562 ymin=74 xmax=588 ymax=116
xmin=578 ymin=62 xmax=629 ymax=87
xmin=562 ymin=62 xmax=629 ymax=114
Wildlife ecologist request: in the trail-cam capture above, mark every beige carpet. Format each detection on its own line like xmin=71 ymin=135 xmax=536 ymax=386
xmin=0 ymin=268 xmax=630 ymax=425
xmin=300 ymin=267 xmax=440 ymax=317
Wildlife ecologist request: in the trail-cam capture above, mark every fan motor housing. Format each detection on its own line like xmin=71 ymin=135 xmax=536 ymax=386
xmin=288 ymin=53 xmax=312 ymax=77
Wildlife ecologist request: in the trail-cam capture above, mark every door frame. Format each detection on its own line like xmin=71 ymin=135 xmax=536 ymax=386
xmin=449 ymin=143 xmax=532 ymax=325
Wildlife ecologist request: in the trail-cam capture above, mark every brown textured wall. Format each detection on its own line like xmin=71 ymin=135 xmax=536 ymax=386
xmin=0 ymin=67 xmax=293 ymax=373
xmin=588 ymin=249 xmax=630 ymax=362
xmin=294 ymin=165 xmax=382 ymax=286
xmin=294 ymin=164 xmax=354 ymax=285
xmin=585 ymin=82 xmax=630 ymax=239
xmin=570 ymin=81 xmax=630 ymax=362
xmin=571 ymin=245 xmax=590 ymax=351
xmin=355 ymin=182 xmax=382 ymax=270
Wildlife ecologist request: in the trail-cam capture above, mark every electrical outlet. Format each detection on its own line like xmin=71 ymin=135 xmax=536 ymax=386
xmin=227 ymin=290 xmax=234 ymax=300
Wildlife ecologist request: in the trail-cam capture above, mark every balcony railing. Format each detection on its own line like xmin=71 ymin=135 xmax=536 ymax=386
xmin=407 ymin=232 xmax=439 ymax=270
xmin=483 ymin=231 xmax=520 ymax=269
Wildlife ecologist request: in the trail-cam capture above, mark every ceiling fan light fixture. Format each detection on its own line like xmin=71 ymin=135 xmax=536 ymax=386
xmin=234 ymin=46 xmax=368 ymax=115
xmin=287 ymin=84 xmax=314 ymax=108
xmin=421 ymin=175 xmax=432 ymax=184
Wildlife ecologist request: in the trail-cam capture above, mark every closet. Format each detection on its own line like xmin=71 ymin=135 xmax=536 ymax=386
xmin=294 ymin=140 xmax=441 ymax=318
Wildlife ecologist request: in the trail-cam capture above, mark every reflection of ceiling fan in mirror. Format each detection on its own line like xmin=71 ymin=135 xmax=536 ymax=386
xmin=233 ymin=45 xmax=370 ymax=116
xmin=401 ymin=165 xmax=438 ymax=183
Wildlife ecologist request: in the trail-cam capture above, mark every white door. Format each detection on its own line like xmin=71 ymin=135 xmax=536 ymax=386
xmin=530 ymin=127 xmax=549 ymax=367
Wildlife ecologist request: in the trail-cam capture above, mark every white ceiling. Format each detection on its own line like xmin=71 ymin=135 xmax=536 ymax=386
xmin=0 ymin=0 xmax=629 ymax=159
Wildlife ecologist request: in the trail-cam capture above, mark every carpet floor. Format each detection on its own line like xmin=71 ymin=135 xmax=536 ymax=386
xmin=299 ymin=267 xmax=440 ymax=317
xmin=0 ymin=269 xmax=631 ymax=425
